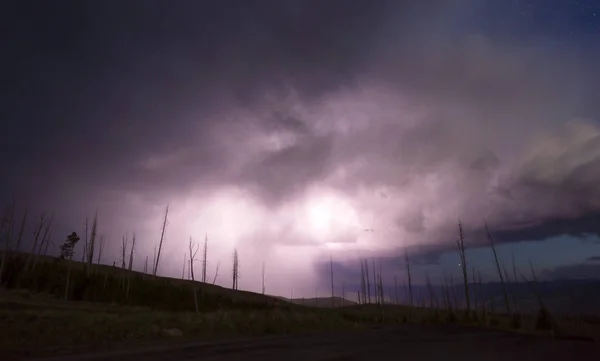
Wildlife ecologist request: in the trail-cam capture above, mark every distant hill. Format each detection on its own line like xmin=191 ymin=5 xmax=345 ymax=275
xmin=275 ymin=296 xmax=357 ymax=308
xmin=398 ymin=279 xmax=600 ymax=316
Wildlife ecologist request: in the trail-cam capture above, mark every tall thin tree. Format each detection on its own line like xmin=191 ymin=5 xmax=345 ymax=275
xmin=405 ymin=248 xmax=413 ymax=307
xmin=97 ymin=236 xmax=105 ymax=265
xmin=262 ymin=261 xmax=266 ymax=295
xmin=393 ymin=274 xmax=399 ymax=305
xmin=32 ymin=215 xmax=53 ymax=271
xmin=188 ymin=237 xmax=199 ymax=281
xmin=87 ymin=211 xmax=98 ymax=276
xmin=82 ymin=217 xmax=88 ymax=263
xmin=14 ymin=207 xmax=28 ymax=252
xmin=232 ymin=248 xmax=239 ymax=290
xmin=485 ymin=220 xmax=511 ymax=315
xmin=121 ymin=235 xmax=128 ymax=269
xmin=202 ymin=233 xmax=208 ymax=282
xmin=456 ymin=221 xmax=471 ymax=313
xmin=330 ymin=253 xmax=335 ymax=308
xmin=25 ymin=213 xmax=46 ymax=272
xmin=127 ymin=233 xmax=136 ymax=271
xmin=365 ymin=258 xmax=371 ymax=303
xmin=153 ymin=205 xmax=169 ymax=278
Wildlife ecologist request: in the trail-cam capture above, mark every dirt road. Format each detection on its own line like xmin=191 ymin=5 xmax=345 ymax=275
xmin=19 ymin=325 xmax=600 ymax=361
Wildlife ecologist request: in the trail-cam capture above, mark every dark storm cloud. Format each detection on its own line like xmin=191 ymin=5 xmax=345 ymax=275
xmin=2 ymin=0 xmax=415 ymax=210
xmin=3 ymin=1 xmax=600 ymax=294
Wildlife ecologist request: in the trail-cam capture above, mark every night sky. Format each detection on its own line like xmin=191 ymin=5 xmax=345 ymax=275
xmin=2 ymin=0 xmax=600 ymax=299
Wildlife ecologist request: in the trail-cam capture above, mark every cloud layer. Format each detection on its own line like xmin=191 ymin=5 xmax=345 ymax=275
xmin=2 ymin=1 xmax=600 ymax=296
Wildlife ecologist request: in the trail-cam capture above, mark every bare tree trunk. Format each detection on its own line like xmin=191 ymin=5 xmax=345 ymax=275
xmin=202 ymin=233 xmax=208 ymax=283
xmin=378 ymin=262 xmax=384 ymax=321
xmin=371 ymin=259 xmax=378 ymax=304
xmin=189 ymin=238 xmax=199 ymax=281
xmin=121 ymin=235 xmax=128 ymax=269
xmin=87 ymin=212 xmax=98 ymax=276
xmin=0 ymin=202 xmax=15 ymax=286
xmin=32 ymin=215 xmax=53 ymax=271
xmin=232 ymin=248 xmax=239 ymax=290
xmin=152 ymin=245 xmax=157 ymax=274
xmin=97 ymin=236 xmax=105 ymax=265
xmin=405 ymin=248 xmax=413 ymax=307
xmin=153 ymin=205 xmax=169 ymax=278
xmin=450 ymin=274 xmax=458 ymax=309
xmin=330 ymin=253 xmax=335 ymax=308
xmin=64 ymin=260 xmax=71 ymax=301
xmin=182 ymin=252 xmax=186 ymax=279
xmin=126 ymin=234 xmax=136 ymax=302
xmin=14 ymin=207 xmax=28 ymax=252
xmin=485 ymin=221 xmax=511 ymax=315
xmin=262 ymin=261 xmax=265 ymax=295
xmin=477 ymin=271 xmax=484 ymax=314
xmin=378 ymin=261 xmax=384 ymax=303
xmin=393 ymin=274 xmax=399 ymax=305
xmin=43 ymin=236 xmax=52 ymax=256
xmin=511 ymin=252 xmax=518 ymax=286
xmin=426 ymin=273 xmax=435 ymax=308
xmin=82 ymin=217 xmax=88 ymax=263
xmin=128 ymin=233 xmax=136 ymax=271
xmin=457 ymin=221 xmax=471 ymax=313
xmin=359 ymin=260 xmax=366 ymax=304
xmin=365 ymin=259 xmax=371 ymax=303
xmin=472 ymin=267 xmax=479 ymax=313
xmin=25 ymin=213 xmax=46 ymax=272
xmin=212 ymin=261 xmax=220 ymax=285
xmin=189 ymin=237 xmax=200 ymax=314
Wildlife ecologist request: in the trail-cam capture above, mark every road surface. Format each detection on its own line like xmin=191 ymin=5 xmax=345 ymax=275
xmin=18 ymin=325 xmax=600 ymax=361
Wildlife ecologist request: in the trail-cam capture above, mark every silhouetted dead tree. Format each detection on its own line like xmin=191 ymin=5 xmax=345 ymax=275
xmin=360 ymin=260 xmax=367 ymax=304
xmin=456 ymin=221 xmax=471 ymax=313
xmin=0 ymin=202 xmax=15 ymax=285
xmin=189 ymin=237 xmax=200 ymax=314
xmin=394 ymin=274 xmax=399 ymax=305
xmin=330 ymin=254 xmax=335 ymax=308
xmin=121 ymin=235 xmax=128 ymax=269
xmin=14 ymin=207 xmax=28 ymax=252
xmin=364 ymin=258 xmax=371 ymax=303
xmin=262 ymin=261 xmax=266 ymax=295
xmin=82 ymin=217 xmax=88 ymax=263
xmin=188 ymin=237 xmax=199 ymax=281
xmin=202 ymin=233 xmax=208 ymax=282
xmin=232 ymin=249 xmax=239 ymax=290
xmin=125 ymin=233 xmax=136 ymax=300
xmin=405 ymin=248 xmax=413 ymax=307
xmin=485 ymin=220 xmax=511 ymax=315
xmin=97 ymin=236 xmax=105 ymax=265
xmin=153 ymin=205 xmax=169 ymax=278
xmin=87 ymin=211 xmax=98 ymax=276
xmin=127 ymin=233 xmax=136 ymax=271
xmin=33 ymin=215 xmax=53 ymax=271
xmin=25 ymin=213 xmax=46 ymax=272
xmin=181 ymin=252 xmax=186 ymax=279
xmin=212 ymin=261 xmax=220 ymax=285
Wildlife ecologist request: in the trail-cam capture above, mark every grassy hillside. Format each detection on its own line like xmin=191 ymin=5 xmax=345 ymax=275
xmin=1 ymin=252 xmax=292 ymax=313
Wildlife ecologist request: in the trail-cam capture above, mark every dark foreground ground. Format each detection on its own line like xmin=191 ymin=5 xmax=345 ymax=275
xmin=15 ymin=325 xmax=600 ymax=361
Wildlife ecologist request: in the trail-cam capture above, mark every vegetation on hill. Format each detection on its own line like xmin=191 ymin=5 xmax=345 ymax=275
xmin=0 ymin=203 xmax=599 ymax=356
